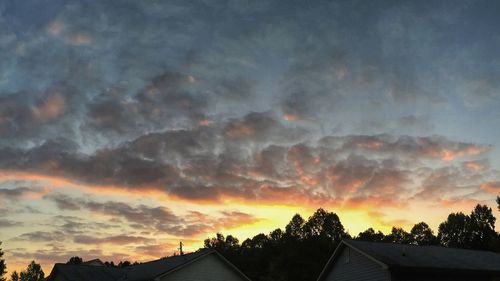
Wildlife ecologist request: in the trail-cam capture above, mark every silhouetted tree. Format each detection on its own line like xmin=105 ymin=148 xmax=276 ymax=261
xmin=10 ymin=271 xmax=18 ymax=281
xmin=438 ymin=212 xmax=469 ymax=248
xmin=66 ymin=256 xmax=83 ymax=265
xmin=225 ymin=235 xmax=240 ymax=249
xmin=357 ymin=228 xmax=385 ymax=242
xmin=117 ymin=261 xmax=131 ymax=268
xmin=285 ymin=214 xmax=305 ymax=239
xmin=204 ymin=233 xmax=240 ymax=252
xmin=468 ymin=204 xmax=496 ymax=250
xmin=19 ymin=261 xmax=44 ymax=281
xmin=410 ymin=222 xmax=437 ymax=245
xmin=269 ymin=228 xmax=283 ymax=242
xmin=438 ymin=205 xmax=497 ymax=250
xmin=0 ymin=242 xmax=6 ymax=281
xmin=303 ymin=208 xmax=346 ymax=242
xmin=202 ymin=205 xmax=500 ymax=281
xmin=204 ymin=232 xmax=242 ymax=271
xmin=250 ymin=234 xmax=269 ymax=249
xmin=384 ymin=227 xmax=412 ymax=244
xmin=205 ymin=210 xmax=349 ymax=281
xmin=497 ymin=196 xmax=500 ymax=211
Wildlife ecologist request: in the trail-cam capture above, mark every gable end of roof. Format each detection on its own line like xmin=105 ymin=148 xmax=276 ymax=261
xmin=316 ymin=240 xmax=389 ymax=281
xmin=153 ymin=250 xmax=252 ymax=281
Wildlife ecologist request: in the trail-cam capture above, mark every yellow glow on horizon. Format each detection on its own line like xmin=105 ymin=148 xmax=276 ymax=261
xmin=3 ymin=169 xmax=499 ymax=278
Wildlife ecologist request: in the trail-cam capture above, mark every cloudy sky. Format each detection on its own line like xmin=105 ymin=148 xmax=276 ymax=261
xmin=1 ymin=0 xmax=500 ymax=274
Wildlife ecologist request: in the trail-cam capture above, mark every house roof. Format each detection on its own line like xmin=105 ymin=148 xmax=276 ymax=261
xmin=47 ymin=249 xmax=251 ymax=281
xmin=123 ymin=249 xmax=213 ymax=281
xmin=46 ymin=263 xmax=127 ymax=281
xmin=317 ymin=239 xmax=500 ymax=280
xmin=82 ymin=259 xmax=105 ymax=266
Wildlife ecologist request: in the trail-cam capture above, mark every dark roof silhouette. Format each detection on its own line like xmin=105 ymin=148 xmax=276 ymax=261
xmin=345 ymin=239 xmax=500 ymax=272
xmin=122 ymin=249 xmax=212 ymax=281
xmin=82 ymin=258 xmax=105 ymax=266
xmin=317 ymin=239 xmax=500 ymax=281
xmin=47 ymin=264 xmax=126 ymax=281
xmin=47 ymin=249 xmax=251 ymax=281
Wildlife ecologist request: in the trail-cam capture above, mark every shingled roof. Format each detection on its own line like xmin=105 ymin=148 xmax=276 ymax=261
xmin=317 ymin=239 xmax=500 ymax=280
xmin=47 ymin=249 xmax=248 ymax=281
xmin=46 ymin=263 xmax=127 ymax=281
xmin=122 ymin=249 xmax=212 ymax=281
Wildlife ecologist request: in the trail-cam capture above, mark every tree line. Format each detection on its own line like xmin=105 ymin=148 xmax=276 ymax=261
xmin=65 ymin=256 xmax=140 ymax=267
xmin=1 ymin=199 xmax=500 ymax=281
xmin=0 ymin=256 xmax=44 ymax=281
xmin=203 ymin=202 xmax=500 ymax=281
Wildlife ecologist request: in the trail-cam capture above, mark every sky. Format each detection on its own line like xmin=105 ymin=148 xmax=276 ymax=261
xmin=1 ymin=0 xmax=500 ymax=275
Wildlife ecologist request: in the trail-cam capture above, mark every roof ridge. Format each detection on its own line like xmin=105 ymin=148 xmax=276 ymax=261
xmin=128 ymin=249 xmax=209 ymax=267
xmin=347 ymin=239 xmax=500 ymax=254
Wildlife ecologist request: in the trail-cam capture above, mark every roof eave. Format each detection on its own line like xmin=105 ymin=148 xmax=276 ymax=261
xmin=389 ymin=265 xmax=500 ymax=277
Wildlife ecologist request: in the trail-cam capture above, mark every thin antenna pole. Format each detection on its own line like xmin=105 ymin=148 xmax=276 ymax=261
xmin=179 ymin=241 xmax=184 ymax=256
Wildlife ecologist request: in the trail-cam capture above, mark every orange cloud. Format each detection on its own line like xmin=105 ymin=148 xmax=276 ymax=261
xmin=0 ymin=170 xmax=169 ymax=199
xmin=67 ymin=33 xmax=92 ymax=46
xmin=480 ymin=181 xmax=500 ymax=194
xmin=282 ymin=113 xmax=299 ymax=121
xmin=32 ymin=92 xmax=65 ymax=122
xmin=224 ymin=123 xmax=255 ymax=138
xmin=0 ymin=169 xmax=407 ymax=212
xmin=428 ymin=145 xmax=488 ymax=161
xmin=74 ymin=235 xmax=155 ymax=245
xmin=354 ymin=140 xmax=384 ymax=150
xmin=410 ymin=136 xmax=491 ymax=161
xmin=344 ymin=135 xmax=490 ymax=161
xmin=197 ymin=119 xmax=212 ymax=127
xmin=463 ymin=160 xmax=485 ymax=171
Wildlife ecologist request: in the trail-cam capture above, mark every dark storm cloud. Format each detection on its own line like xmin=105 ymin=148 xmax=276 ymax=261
xmin=0 ymin=128 xmax=493 ymax=204
xmin=320 ymin=135 xmax=490 ymax=161
xmin=1 ymin=0 xmax=266 ymax=147
xmin=0 ymin=219 xmax=23 ymax=227
xmin=46 ymin=193 xmax=259 ymax=237
xmin=411 ymin=166 xmax=483 ymax=201
xmin=53 ymin=215 xmax=120 ymax=235
xmin=0 ymin=111 xmax=305 ymax=196
xmin=48 ymin=194 xmax=180 ymax=225
xmin=317 ymin=154 xmax=411 ymax=198
xmin=84 ymin=71 xmax=211 ymax=137
xmin=14 ymin=231 xmax=65 ymax=242
xmin=47 ymin=193 xmax=199 ymax=236
xmin=0 ymin=0 xmax=499 ymax=214
xmin=73 ymin=234 xmax=154 ymax=245
xmin=0 ymin=84 xmax=84 ymax=147
xmin=252 ymin=145 xmax=288 ymax=180
xmin=0 ymin=136 xmax=179 ymax=188
xmin=223 ymin=111 xmax=307 ymax=142
xmin=0 ymin=187 xmax=35 ymax=199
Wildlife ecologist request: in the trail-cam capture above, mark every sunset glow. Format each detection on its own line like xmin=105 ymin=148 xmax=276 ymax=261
xmin=1 ymin=0 xmax=500 ymax=278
